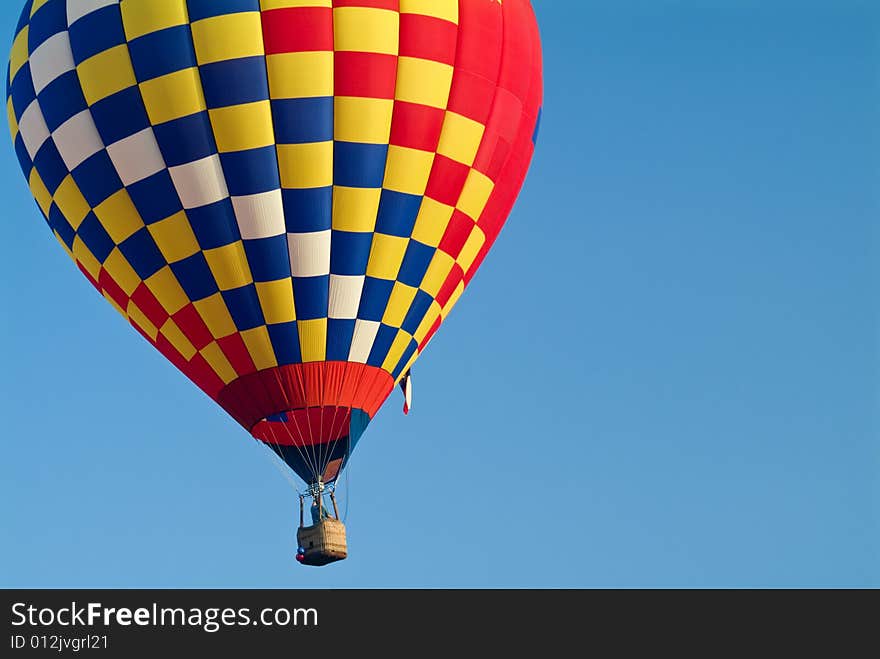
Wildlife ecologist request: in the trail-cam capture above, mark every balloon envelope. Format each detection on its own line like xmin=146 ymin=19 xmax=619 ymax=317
xmin=8 ymin=0 xmax=543 ymax=484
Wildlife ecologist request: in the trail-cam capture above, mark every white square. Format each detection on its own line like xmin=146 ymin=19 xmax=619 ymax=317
xmin=232 ymin=190 xmax=285 ymax=240
xmin=107 ymin=128 xmax=165 ymax=186
xmin=348 ymin=320 xmax=380 ymax=363
xmin=168 ymin=155 xmax=228 ymax=209
xmin=329 ymin=275 xmax=364 ymax=319
xmin=287 ymin=230 xmax=331 ymax=278
xmin=29 ymin=32 xmax=75 ymax=94
xmin=18 ymin=100 xmax=50 ymax=160
xmin=67 ymin=0 xmax=119 ymax=27
xmin=53 ymin=110 xmax=104 ymax=171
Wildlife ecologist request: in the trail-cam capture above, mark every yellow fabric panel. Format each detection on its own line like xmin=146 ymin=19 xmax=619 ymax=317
xmin=333 ymin=7 xmax=399 ymax=55
xmin=77 ymin=45 xmax=136 ymax=105
xmin=456 ymin=226 xmax=486 ymax=274
xmin=94 ymin=190 xmax=144 ymax=244
xmin=255 ymin=279 xmax=296 ymax=324
xmin=144 ymin=266 xmax=190 ymax=315
xmin=437 ymin=112 xmax=485 ymax=167
xmin=203 ymin=242 xmax=253 ymax=291
xmin=334 ymin=97 xmax=393 ymax=144
xmin=266 ymin=52 xmax=333 ymax=99
xmin=241 ymin=326 xmax=278 ymax=371
xmin=366 ymin=234 xmax=408 ymax=280
xmin=102 ymin=248 xmax=142 ymax=296
xmin=394 ymin=57 xmax=454 ymax=109
xmin=7 ymin=97 xmax=18 ymax=142
xmin=28 ymin=169 xmax=52 ymax=216
xmin=139 ymin=68 xmax=207 ymax=125
xmin=277 ymin=142 xmax=333 ymax=188
xmin=457 ymin=169 xmax=495 ymax=221
xmin=126 ymin=300 xmax=160 ymax=340
xmin=400 ymin=0 xmax=458 ymax=23
xmin=200 ymin=341 xmax=238 ymax=384
xmin=298 ymin=318 xmax=327 ymax=363
xmin=120 ymin=0 xmax=189 ymax=41
xmin=331 ymin=187 xmax=381 ymax=232
xmin=420 ymin=251 xmax=454 ymax=297
xmin=209 ymin=101 xmax=275 ymax=153
xmin=52 ymin=175 xmax=91 ymax=229
xmin=382 ymin=282 xmax=418 ymax=328
xmin=193 ymin=294 xmax=237 ymax=339
xmin=8 ymin=27 xmax=28 ymax=85
xmin=411 ymin=198 xmax=454 ymax=247
xmin=159 ymin=318 xmax=198 ymax=361
xmin=190 ymin=12 xmax=265 ymax=65
xmin=71 ymin=236 xmax=101 ymax=280
xmin=383 ymin=146 xmax=434 ymax=196
xmin=147 ymin=211 xmax=201 ymax=263
xmin=413 ymin=300 xmax=441 ymax=344
xmin=382 ymin=329 xmax=413 ymax=373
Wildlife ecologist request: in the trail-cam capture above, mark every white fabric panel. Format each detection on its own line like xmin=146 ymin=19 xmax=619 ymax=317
xmin=29 ymin=32 xmax=75 ymax=94
xmin=67 ymin=0 xmax=120 ymax=26
xmin=287 ymin=230 xmax=331 ymax=278
xmin=107 ymin=128 xmax=165 ymax=185
xmin=328 ymin=275 xmax=364 ymax=319
xmin=348 ymin=319 xmax=381 ymax=364
xmin=168 ymin=155 xmax=229 ymax=209
xmin=18 ymin=100 xmax=51 ymax=160
xmin=53 ymin=110 xmax=104 ymax=170
xmin=232 ymin=190 xmax=285 ymax=239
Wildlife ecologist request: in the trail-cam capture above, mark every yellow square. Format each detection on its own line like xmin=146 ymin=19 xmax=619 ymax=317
xmin=77 ymin=45 xmax=137 ymax=105
xmin=266 ymin=52 xmax=333 ymax=99
xmin=159 ymin=318 xmax=198 ymax=361
xmin=194 ymin=294 xmax=237 ymax=338
xmin=383 ymin=146 xmax=434 ymax=195
xmin=94 ymin=190 xmax=144 ymax=244
xmin=411 ymin=197 xmax=453 ymax=247
xmin=71 ymin=236 xmax=102 ymax=280
xmin=190 ymin=12 xmax=264 ymax=65
xmin=203 ymin=242 xmax=253 ymax=291
xmin=400 ymin=0 xmax=458 ymax=23
xmin=395 ymin=57 xmax=454 ymax=109
xmin=456 ymin=226 xmax=486 ymax=274
xmin=121 ymin=0 xmax=189 ymax=41
xmin=420 ymin=251 xmax=454 ymax=297
xmin=52 ymin=175 xmax=91 ymax=229
xmin=209 ymin=101 xmax=275 ymax=152
xmin=298 ymin=318 xmax=327 ymax=362
xmin=144 ymin=266 xmax=190 ymax=315
xmin=139 ymin=68 xmax=207 ymax=125
xmin=334 ymin=97 xmax=393 ymax=144
xmin=9 ymin=27 xmax=28 ymax=84
xmin=126 ymin=300 xmax=159 ymax=340
xmin=381 ymin=329 xmax=413 ymax=373
xmin=103 ymin=248 xmax=142 ymax=296
xmin=333 ymin=7 xmax=399 ymax=55
xmin=278 ymin=142 xmax=333 ymax=188
xmin=332 ymin=186 xmax=381 ymax=232
xmin=147 ymin=211 xmax=200 ymax=263
xmin=28 ymin=170 xmax=51 ymax=216
xmin=382 ymin=282 xmax=418 ymax=327
xmin=437 ymin=112 xmax=485 ymax=167
xmin=200 ymin=341 xmax=238 ymax=383
xmin=255 ymin=279 xmax=296 ymax=324
xmin=366 ymin=234 xmax=408 ymax=280
xmin=414 ymin=300 xmax=441 ymax=343
xmin=457 ymin=169 xmax=495 ymax=220
xmin=7 ymin=97 xmax=18 ymax=142
xmin=241 ymin=326 xmax=278 ymax=370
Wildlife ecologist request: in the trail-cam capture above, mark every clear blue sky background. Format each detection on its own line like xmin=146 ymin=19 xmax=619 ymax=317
xmin=1 ymin=1 xmax=877 ymax=588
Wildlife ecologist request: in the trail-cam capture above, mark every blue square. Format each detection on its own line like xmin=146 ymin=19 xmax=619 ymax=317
xmin=153 ymin=112 xmax=217 ymax=167
xmin=391 ymin=339 xmax=418 ymax=380
xmin=10 ymin=63 xmax=35 ymax=118
xmin=119 ymin=228 xmax=166 ymax=280
xmin=272 ymin=98 xmax=333 ymax=144
xmin=27 ymin=0 xmax=66 ymax=51
xmin=357 ymin=277 xmax=394 ymax=322
xmin=366 ymin=324 xmax=398 ymax=368
xmin=15 ymin=2 xmax=33 ymax=35
xmin=127 ymin=171 xmax=184 ymax=224
xmin=220 ymin=147 xmax=281 ymax=196
xmin=200 ymin=57 xmax=269 ymax=108
xmin=48 ymin=204 xmax=75 ymax=249
xmin=402 ymin=289 xmax=434 ymax=335
xmin=128 ymin=25 xmax=197 ymax=83
xmin=222 ymin=284 xmax=265 ymax=331
xmin=186 ymin=0 xmax=259 ymax=21
xmin=188 ymin=199 xmax=240 ymax=249
xmin=67 ymin=5 xmax=125 ymax=63
xmin=292 ymin=275 xmax=329 ymax=320
xmin=76 ymin=211 xmax=115 ymax=263
xmin=37 ymin=70 xmax=87 ymax=132
xmin=72 ymin=151 xmax=123 ymax=206
xmin=334 ymin=142 xmax=388 ymax=188
xmin=330 ymin=231 xmax=372 ymax=276
xmin=89 ymin=87 xmax=151 ymax=145
xmin=327 ymin=318 xmax=355 ymax=361
xmin=375 ymin=190 xmax=422 ymax=237
xmin=267 ymin=321 xmax=301 ymax=365
xmin=32 ymin=140 xmax=68 ymax=194
xmin=170 ymin=252 xmax=218 ymax=301
xmin=244 ymin=236 xmax=290 ymax=282
xmin=14 ymin=135 xmax=32 ymax=176
xmin=398 ymin=240 xmax=435 ymax=288
xmin=282 ymin=188 xmax=331 ymax=233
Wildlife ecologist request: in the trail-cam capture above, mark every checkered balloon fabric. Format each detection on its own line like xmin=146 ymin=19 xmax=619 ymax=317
xmin=8 ymin=0 xmax=543 ymax=484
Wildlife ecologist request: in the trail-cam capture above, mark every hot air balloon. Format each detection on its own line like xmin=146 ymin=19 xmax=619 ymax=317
xmin=7 ymin=0 xmax=542 ymax=566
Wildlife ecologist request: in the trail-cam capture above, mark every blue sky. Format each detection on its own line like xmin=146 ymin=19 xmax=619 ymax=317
xmin=1 ymin=1 xmax=877 ymax=588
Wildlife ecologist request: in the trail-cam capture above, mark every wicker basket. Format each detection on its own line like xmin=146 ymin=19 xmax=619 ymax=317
xmin=297 ymin=518 xmax=348 ymax=566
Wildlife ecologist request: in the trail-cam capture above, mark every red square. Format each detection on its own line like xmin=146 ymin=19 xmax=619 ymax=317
xmin=389 ymin=101 xmax=445 ymax=150
xmin=172 ymin=304 xmax=213 ymax=351
xmin=131 ymin=282 xmax=170 ymax=329
xmin=218 ymin=333 xmax=257 ymax=377
xmin=261 ymin=7 xmax=333 ymax=54
xmin=424 ymin=155 xmax=470 ymax=207
xmin=334 ymin=52 xmax=398 ymax=99
xmin=399 ymin=14 xmax=457 ymax=65
xmin=438 ymin=210 xmax=474 ymax=260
